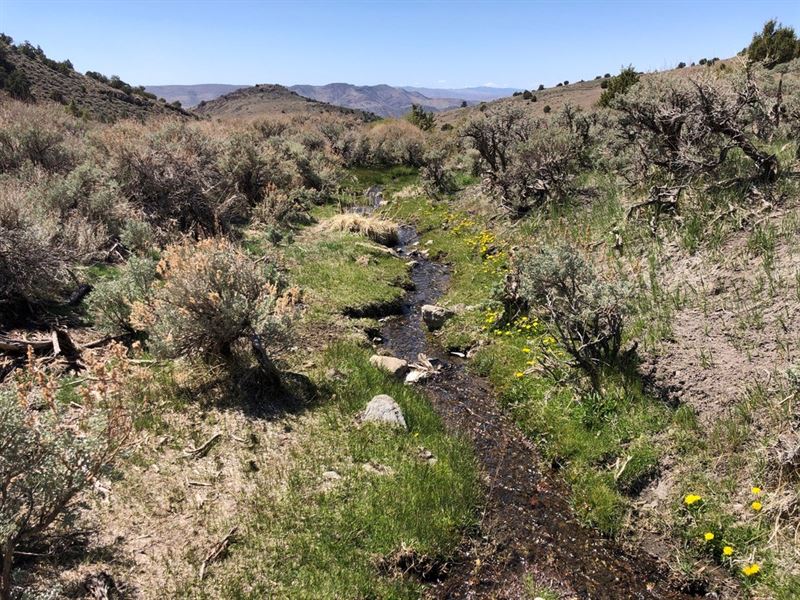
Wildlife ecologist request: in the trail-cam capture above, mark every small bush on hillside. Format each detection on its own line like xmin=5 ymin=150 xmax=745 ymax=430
xmin=462 ymin=105 xmax=588 ymax=214
xmin=41 ymin=162 xmax=128 ymax=236
xmin=407 ymin=104 xmax=435 ymax=131
xmin=420 ymin=146 xmax=457 ymax=196
xmin=598 ymin=66 xmax=639 ymax=107
xmin=616 ymin=70 xmax=781 ymax=197
xmin=677 ymin=62 xmax=686 ymax=69
xmin=345 ymin=120 xmax=425 ymax=168
xmin=543 ymin=105 xmax=551 ymax=113
xmin=89 ymin=256 xmax=158 ymax=333
xmin=119 ymin=219 xmax=155 ymax=255
xmin=101 ymin=122 xmax=240 ymax=237
xmin=0 ymin=349 xmax=132 ymax=598
xmin=253 ymin=188 xmax=312 ymax=230
xmin=0 ymin=116 xmax=74 ymax=173
xmin=132 ymin=239 xmax=285 ymax=382
xmin=747 ymin=20 xmax=800 ymax=68
xmin=522 ymin=90 xmax=533 ymax=100
xmin=4 ymin=70 xmax=31 ymax=101
xmin=538 ymin=84 xmax=545 ymax=91
xmin=510 ymin=245 xmax=628 ymax=389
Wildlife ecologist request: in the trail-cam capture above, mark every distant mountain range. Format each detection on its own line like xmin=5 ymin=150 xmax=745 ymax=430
xmin=146 ymin=83 xmax=520 ymax=116
xmin=401 ymin=86 xmax=522 ymax=101
xmin=144 ymin=84 xmax=246 ymax=108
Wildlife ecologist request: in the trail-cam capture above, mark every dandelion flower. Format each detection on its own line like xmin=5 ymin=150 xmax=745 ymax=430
xmin=751 ymin=486 xmax=762 ymax=495
xmin=742 ymin=563 xmax=760 ymax=577
xmin=751 ymin=501 xmax=762 ymax=512
xmin=684 ymin=494 xmax=702 ymax=506
xmin=704 ymin=532 xmax=714 ymax=541
xmin=522 ymin=347 xmax=531 ymax=353
xmin=514 ymin=371 xmax=524 ymax=378
xmin=722 ymin=546 xmax=734 ymax=556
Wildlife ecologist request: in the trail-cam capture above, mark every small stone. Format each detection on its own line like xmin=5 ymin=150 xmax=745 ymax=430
xmin=363 ymin=394 xmax=407 ymax=429
xmin=322 ymin=470 xmax=341 ymax=480
xmin=406 ymin=260 xmax=419 ymax=268
xmin=421 ymin=304 xmax=455 ymax=331
xmin=369 ymin=355 xmax=409 ymax=378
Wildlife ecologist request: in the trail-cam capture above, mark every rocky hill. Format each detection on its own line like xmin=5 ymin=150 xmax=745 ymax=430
xmin=0 ymin=36 xmax=192 ymax=121
xmin=193 ymin=83 xmax=378 ymax=121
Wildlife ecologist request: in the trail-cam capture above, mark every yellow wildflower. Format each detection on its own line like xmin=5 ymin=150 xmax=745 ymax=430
xmin=684 ymin=494 xmax=702 ymax=506
xmin=514 ymin=371 xmax=524 ymax=378
xmin=751 ymin=486 xmax=762 ymax=495
xmin=742 ymin=563 xmax=760 ymax=577
xmin=522 ymin=347 xmax=531 ymax=353
xmin=704 ymin=532 xmax=714 ymax=541
xmin=722 ymin=546 xmax=734 ymax=556
xmin=751 ymin=501 xmax=762 ymax=512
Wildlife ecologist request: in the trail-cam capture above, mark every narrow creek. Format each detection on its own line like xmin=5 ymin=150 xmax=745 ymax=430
xmin=376 ymin=218 xmax=695 ymax=598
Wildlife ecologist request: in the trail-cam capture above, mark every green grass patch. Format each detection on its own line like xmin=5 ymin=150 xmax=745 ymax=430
xmin=192 ymin=342 xmax=480 ymax=599
xmin=286 ymin=230 xmax=410 ymax=316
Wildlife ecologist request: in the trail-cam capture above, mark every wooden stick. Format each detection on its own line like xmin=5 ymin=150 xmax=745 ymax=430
xmin=183 ymin=433 xmax=222 ymax=459
xmin=199 ymin=526 xmax=238 ymax=580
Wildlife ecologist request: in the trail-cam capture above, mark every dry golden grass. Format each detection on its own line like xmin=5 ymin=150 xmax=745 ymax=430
xmin=319 ymin=213 xmax=399 ymax=246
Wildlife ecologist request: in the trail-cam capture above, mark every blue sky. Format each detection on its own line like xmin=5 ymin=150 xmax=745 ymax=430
xmin=1 ymin=0 xmax=799 ymax=88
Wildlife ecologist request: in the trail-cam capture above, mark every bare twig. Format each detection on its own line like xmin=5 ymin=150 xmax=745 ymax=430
xmin=199 ymin=526 xmax=238 ymax=580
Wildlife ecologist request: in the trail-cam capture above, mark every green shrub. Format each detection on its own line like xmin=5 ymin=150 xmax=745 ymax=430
xmin=510 ymin=245 xmax=628 ymax=389
xmin=88 ymin=256 xmax=157 ymax=333
xmin=4 ymin=70 xmax=31 ymax=101
xmin=543 ymin=104 xmax=551 ymax=113
xmin=407 ymin=103 xmax=435 ymax=131
xmin=598 ymin=65 xmax=639 ymax=107
xmin=119 ymin=219 xmax=155 ymax=255
xmin=747 ymin=19 xmax=800 ymax=68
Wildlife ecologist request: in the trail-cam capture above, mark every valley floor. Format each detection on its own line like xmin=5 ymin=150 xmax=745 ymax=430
xmin=10 ymin=168 xmax=800 ymax=600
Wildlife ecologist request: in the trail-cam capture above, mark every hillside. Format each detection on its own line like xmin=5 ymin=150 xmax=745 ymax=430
xmin=0 ymin=37 xmax=192 ymax=121
xmin=145 ymin=83 xmax=247 ymax=108
xmin=194 ymin=83 xmax=378 ymax=120
xmin=435 ymin=59 xmax=737 ymax=128
xmin=289 ymin=83 xmax=466 ymax=117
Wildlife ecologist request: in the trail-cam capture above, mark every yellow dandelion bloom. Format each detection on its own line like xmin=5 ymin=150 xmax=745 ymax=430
xmin=522 ymin=347 xmax=531 ymax=353
xmin=751 ymin=486 xmax=762 ymax=495
xmin=704 ymin=532 xmax=714 ymax=541
xmin=684 ymin=494 xmax=702 ymax=506
xmin=514 ymin=371 xmax=524 ymax=378
xmin=751 ymin=501 xmax=762 ymax=512
xmin=722 ymin=546 xmax=734 ymax=556
xmin=742 ymin=563 xmax=760 ymax=577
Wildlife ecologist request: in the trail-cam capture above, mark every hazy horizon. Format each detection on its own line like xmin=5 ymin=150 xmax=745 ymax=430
xmin=1 ymin=0 xmax=799 ymax=89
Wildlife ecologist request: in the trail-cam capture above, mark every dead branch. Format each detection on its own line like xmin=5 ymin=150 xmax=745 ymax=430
xmin=199 ymin=526 xmax=238 ymax=580
xmin=183 ymin=433 xmax=222 ymax=459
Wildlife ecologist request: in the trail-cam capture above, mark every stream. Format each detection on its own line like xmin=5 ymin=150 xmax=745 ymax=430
xmin=375 ymin=219 xmax=696 ymax=598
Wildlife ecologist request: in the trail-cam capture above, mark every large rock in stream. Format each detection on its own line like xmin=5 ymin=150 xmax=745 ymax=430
xmin=421 ymin=304 xmax=454 ymax=331
xmin=362 ymin=394 xmax=407 ymax=429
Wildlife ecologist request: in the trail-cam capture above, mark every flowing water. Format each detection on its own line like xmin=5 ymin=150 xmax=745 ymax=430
xmin=375 ymin=221 xmax=696 ymax=599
